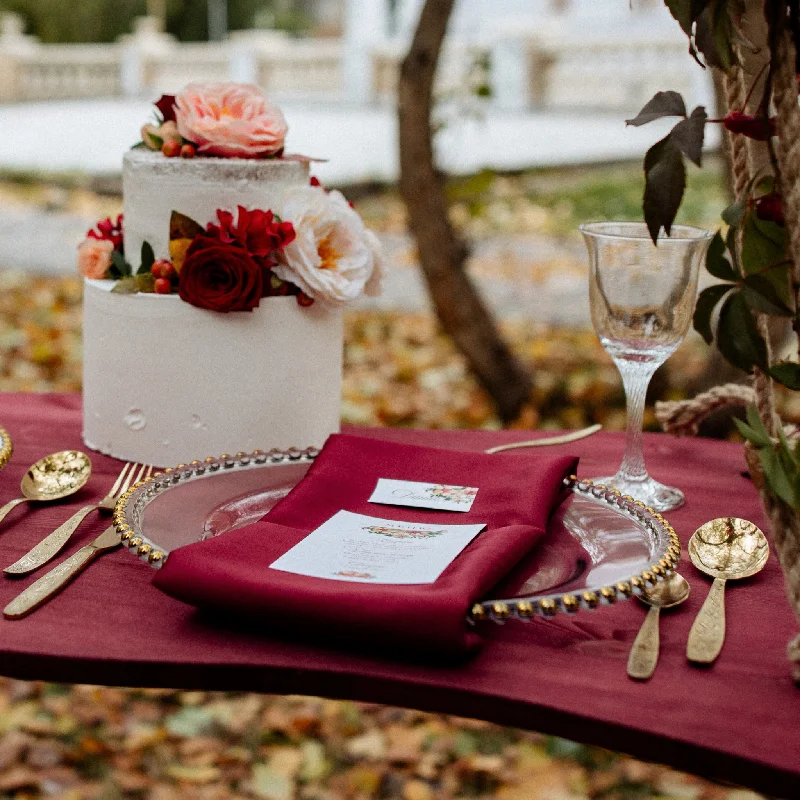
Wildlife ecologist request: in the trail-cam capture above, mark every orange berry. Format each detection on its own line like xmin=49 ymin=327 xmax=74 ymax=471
xmin=161 ymin=140 xmax=181 ymax=158
xmin=154 ymin=277 xmax=172 ymax=294
xmin=180 ymin=143 xmax=196 ymax=158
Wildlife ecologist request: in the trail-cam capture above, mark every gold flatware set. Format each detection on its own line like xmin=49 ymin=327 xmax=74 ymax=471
xmin=5 ymin=462 xmax=151 ymax=575
xmin=628 ymin=517 xmax=769 ymax=680
xmin=0 ymin=440 xmax=152 ymax=618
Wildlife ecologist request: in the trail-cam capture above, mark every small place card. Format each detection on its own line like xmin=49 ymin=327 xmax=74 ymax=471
xmin=369 ymin=478 xmax=479 ymax=512
xmin=269 ymin=510 xmax=486 ymax=584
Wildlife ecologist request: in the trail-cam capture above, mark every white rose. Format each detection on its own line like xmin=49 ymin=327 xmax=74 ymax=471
xmin=274 ymin=186 xmax=383 ymax=305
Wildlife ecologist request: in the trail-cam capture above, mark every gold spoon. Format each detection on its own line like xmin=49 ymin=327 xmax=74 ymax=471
xmin=0 ymin=451 xmax=92 ymax=527
xmin=686 ymin=517 xmax=769 ymax=664
xmin=627 ymin=572 xmax=690 ymax=680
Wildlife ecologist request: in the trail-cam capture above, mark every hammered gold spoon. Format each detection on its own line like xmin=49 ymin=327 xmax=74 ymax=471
xmin=627 ymin=572 xmax=690 ymax=680
xmin=687 ymin=517 xmax=769 ymax=664
xmin=0 ymin=451 xmax=92 ymax=527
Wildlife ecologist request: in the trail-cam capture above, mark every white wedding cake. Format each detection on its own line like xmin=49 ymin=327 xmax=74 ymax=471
xmin=80 ymin=83 xmax=382 ymax=467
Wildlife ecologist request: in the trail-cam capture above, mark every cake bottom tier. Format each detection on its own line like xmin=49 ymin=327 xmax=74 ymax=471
xmin=82 ymin=280 xmax=344 ymax=467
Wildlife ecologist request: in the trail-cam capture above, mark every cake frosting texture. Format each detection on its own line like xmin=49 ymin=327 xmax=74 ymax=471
xmin=82 ymin=282 xmax=343 ymax=466
xmin=123 ymin=149 xmax=309 ymax=261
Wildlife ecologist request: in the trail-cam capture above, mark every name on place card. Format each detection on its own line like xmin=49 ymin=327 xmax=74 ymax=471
xmin=368 ymin=478 xmax=479 ymax=512
xmin=269 ymin=510 xmax=486 ymax=584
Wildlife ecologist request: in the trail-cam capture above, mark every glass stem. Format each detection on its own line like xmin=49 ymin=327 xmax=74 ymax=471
xmin=614 ymin=358 xmax=660 ymax=482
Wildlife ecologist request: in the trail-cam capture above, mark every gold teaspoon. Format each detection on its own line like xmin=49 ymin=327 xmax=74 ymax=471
xmin=627 ymin=572 xmax=690 ymax=680
xmin=686 ymin=517 xmax=769 ymax=664
xmin=0 ymin=451 xmax=92 ymax=527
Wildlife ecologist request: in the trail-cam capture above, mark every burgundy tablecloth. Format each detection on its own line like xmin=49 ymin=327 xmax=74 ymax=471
xmin=0 ymin=393 xmax=798 ymax=798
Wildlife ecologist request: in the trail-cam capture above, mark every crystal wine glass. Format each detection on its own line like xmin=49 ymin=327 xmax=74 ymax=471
xmin=580 ymin=222 xmax=712 ymax=511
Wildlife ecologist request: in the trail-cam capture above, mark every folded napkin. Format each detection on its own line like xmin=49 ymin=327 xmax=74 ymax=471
xmin=154 ymin=434 xmax=578 ymax=657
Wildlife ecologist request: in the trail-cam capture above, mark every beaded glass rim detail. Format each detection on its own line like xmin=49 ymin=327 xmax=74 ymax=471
xmin=113 ymin=451 xmax=680 ymax=619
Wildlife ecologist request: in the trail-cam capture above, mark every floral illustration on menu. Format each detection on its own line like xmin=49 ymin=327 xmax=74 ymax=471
xmin=76 ymin=82 xmax=384 ymax=312
xmin=427 ymin=485 xmax=478 ymax=504
xmin=362 ymin=526 xmax=445 ymax=540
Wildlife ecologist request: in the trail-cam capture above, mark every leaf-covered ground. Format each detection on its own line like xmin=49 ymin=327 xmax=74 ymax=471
xmin=0 ymin=166 xmax=773 ymax=799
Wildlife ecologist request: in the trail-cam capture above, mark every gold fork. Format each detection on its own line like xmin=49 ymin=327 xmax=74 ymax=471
xmin=4 ymin=463 xmax=151 ymax=575
xmin=4 ymin=525 xmax=126 ymax=618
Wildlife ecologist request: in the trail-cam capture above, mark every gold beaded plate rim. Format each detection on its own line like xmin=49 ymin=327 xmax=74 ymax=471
xmin=0 ymin=425 xmax=13 ymax=472
xmin=113 ymin=453 xmax=679 ymax=621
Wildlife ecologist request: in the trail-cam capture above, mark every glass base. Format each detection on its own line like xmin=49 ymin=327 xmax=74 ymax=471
xmin=591 ymin=473 xmax=684 ymax=512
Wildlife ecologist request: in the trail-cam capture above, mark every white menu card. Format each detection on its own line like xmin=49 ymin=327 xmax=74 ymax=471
xmin=269 ymin=510 xmax=486 ymax=584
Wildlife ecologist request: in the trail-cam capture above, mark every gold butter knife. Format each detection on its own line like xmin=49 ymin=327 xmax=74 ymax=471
xmin=4 ymin=526 xmax=121 ymax=619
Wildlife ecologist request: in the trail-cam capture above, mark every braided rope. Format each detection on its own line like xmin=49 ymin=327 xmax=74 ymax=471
xmin=723 ymin=67 xmax=780 ymax=434
xmin=774 ymin=28 xmax=800 ymax=305
xmin=723 ymin=66 xmax=751 ymax=199
xmin=655 ymin=383 xmax=755 ymax=436
xmin=764 ymin=25 xmax=800 ymax=678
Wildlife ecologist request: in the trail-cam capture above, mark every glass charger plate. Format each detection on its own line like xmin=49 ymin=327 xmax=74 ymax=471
xmin=114 ymin=449 xmax=680 ymax=621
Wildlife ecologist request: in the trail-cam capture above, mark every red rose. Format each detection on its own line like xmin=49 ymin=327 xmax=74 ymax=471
xmin=178 ymin=236 xmax=263 ymax=312
xmin=154 ymin=94 xmax=177 ymax=123
xmin=723 ymin=111 xmax=777 ymax=141
xmin=206 ymin=206 xmax=296 ymax=258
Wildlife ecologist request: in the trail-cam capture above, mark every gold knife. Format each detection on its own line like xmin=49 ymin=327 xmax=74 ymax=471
xmin=4 ymin=526 xmax=121 ymax=619
xmin=4 ymin=505 xmax=96 ymax=575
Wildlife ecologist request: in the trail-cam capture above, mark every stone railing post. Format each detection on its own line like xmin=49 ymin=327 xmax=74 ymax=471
xmin=118 ymin=15 xmax=175 ymax=99
xmin=343 ymin=0 xmax=390 ymax=104
xmin=0 ymin=12 xmax=38 ymax=102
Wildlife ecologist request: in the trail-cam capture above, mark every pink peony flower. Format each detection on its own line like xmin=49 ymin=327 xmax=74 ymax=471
xmin=174 ymin=82 xmax=287 ymax=158
xmin=77 ymin=238 xmax=114 ymax=279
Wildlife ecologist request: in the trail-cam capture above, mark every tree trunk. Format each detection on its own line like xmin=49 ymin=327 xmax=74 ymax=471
xmin=397 ymin=0 xmax=534 ymax=424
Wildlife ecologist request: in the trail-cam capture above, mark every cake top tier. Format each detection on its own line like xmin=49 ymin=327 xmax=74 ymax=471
xmin=123 ymin=148 xmax=309 ymax=183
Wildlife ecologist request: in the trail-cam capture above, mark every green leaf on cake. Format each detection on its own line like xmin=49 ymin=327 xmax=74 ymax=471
xmin=136 ymin=272 xmax=156 ymax=293
xmin=111 ymin=276 xmax=138 ymax=294
xmin=169 ymin=211 xmax=204 ymax=273
xmin=170 ymin=211 xmax=203 ymax=241
xmin=110 ymin=273 xmax=156 ymax=295
xmin=138 ymin=241 xmax=155 ymax=276
xmin=109 ymin=250 xmax=133 ymax=279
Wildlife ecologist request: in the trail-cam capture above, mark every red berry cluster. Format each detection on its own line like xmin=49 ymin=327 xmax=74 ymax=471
xmin=162 ymin=141 xmax=196 ymax=159
xmin=151 ymin=259 xmax=177 ymax=294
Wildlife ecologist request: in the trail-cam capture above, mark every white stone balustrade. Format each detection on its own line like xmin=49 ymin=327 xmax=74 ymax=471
xmin=0 ymin=9 xmax=710 ymax=115
xmin=0 ymin=13 xmax=343 ymax=103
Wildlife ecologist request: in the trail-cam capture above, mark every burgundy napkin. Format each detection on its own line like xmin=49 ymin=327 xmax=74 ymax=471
xmin=154 ymin=434 xmax=578 ymax=656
